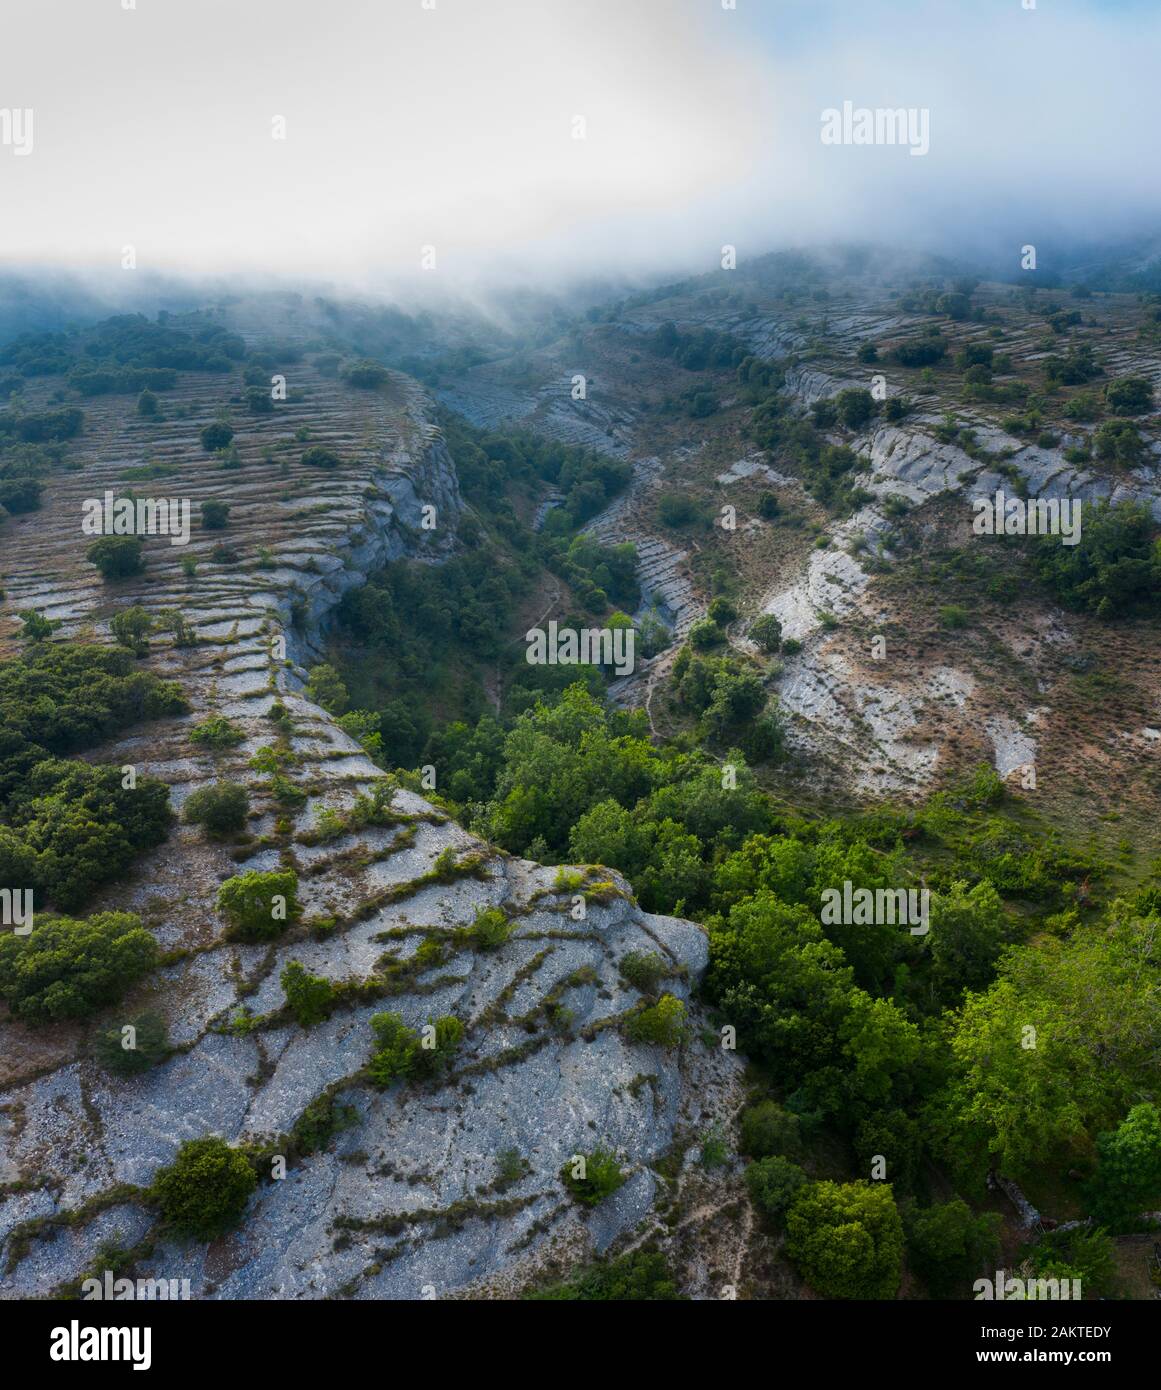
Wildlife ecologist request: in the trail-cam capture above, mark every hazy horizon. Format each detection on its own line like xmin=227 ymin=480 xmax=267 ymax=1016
xmin=2 ymin=0 xmax=1160 ymax=296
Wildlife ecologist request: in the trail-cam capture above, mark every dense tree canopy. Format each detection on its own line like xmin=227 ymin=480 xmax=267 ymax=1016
xmin=0 ymin=911 xmax=158 ymax=1023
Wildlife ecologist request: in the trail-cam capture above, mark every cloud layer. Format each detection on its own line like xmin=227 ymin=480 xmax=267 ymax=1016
xmin=1 ymin=0 xmax=1157 ymax=289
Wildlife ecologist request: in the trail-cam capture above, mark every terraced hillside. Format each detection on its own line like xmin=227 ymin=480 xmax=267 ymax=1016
xmin=422 ymin=265 xmax=1161 ymax=834
xmin=0 ymin=343 xmax=740 ymax=1299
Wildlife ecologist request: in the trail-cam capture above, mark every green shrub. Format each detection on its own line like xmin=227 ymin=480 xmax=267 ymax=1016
xmin=618 ymin=950 xmax=669 ymax=995
xmin=745 ymin=1155 xmax=808 ymax=1226
xmin=199 ymin=422 xmax=234 ymax=452
xmin=0 ymin=912 xmax=158 ymax=1023
xmin=280 ymin=960 xmax=337 ymax=1028
xmin=494 ymin=1147 xmax=528 ymax=1189
xmin=301 ymin=446 xmax=343 ymax=470
xmin=340 ymin=359 xmax=390 ymax=389
xmin=707 ymin=596 xmax=737 ymax=626
xmin=216 ymin=868 xmax=299 ymax=941
xmin=110 ymin=605 xmax=153 ymax=656
xmin=6 ymin=759 xmax=174 ymax=910
xmin=623 ymin=993 xmax=687 ymax=1047
xmin=200 ymin=500 xmax=230 ymax=530
xmin=183 ymin=782 xmax=250 ymax=836
xmin=657 ymin=492 xmax=698 ymax=528
xmin=1027 ymin=1226 xmax=1119 ymax=1298
xmin=470 ymin=906 xmax=513 ymax=951
xmin=367 ymin=1011 xmax=419 ymax=1085
xmin=189 ymin=715 xmax=244 ymax=749
xmin=560 ymin=1146 xmax=627 ymax=1206
xmin=86 ymin=536 xmax=144 ymax=580
xmin=1034 ymin=498 xmax=1160 ymax=617
xmin=525 ymin=1250 xmax=682 ymax=1300
xmin=1105 ymin=376 xmax=1154 ymax=416
xmin=749 ymin=613 xmax=782 ymax=653
xmin=151 ymin=1136 xmax=257 ymax=1239
xmin=1094 ymin=419 xmax=1144 ymax=465
xmin=688 ymin=618 xmax=723 ymax=650
xmin=94 ymin=1011 xmax=169 ymax=1076
xmin=740 ymin=1100 xmax=802 ymax=1159
xmin=938 ymin=604 xmax=970 ymax=630
xmin=410 ymin=1014 xmax=464 ymax=1078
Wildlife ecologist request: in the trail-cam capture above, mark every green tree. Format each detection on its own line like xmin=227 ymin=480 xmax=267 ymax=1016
xmin=151 ymin=1136 xmax=257 ymax=1239
xmin=305 ymin=662 xmax=349 ymax=715
xmin=707 ymin=596 xmax=737 ymax=626
xmin=744 ymin=1155 xmax=808 ymax=1227
xmin=687 ymin=617 xmax=724 ymax=650
xmin=86 ymin=536 xmax=144 ymax=580
xmin=904 ymin=1198 xmax=1001 ymax=1298
xmin=0 ymin=912 xmax=158 ymax=1023
xmin=110 ymin=605 xmax=153 ymax=657
xmin=785 ymin=1180 xmax=904 ymax=1299
xmin=200 ymin=500 xmax=230 ymax=530
xmin=1085 ymin=1103 xmax=1161 ymax=1230
xmin=1028 ymin=1226 xmax=1119 ymax=1298
xmin=705 ymin=891 xmax=858 ymax=1091
xmin=18 ymin=610 xmax=61 ymax=643
xmin=199 ymin=422 xmax=234 ymax=452
xmin=749 ymin=613 xmax=783 ymax=653
xmin=136 ymin=389 xmax=159 ymax=417
xmin=931 ymin=905 xmax=1161 ymax=1182
xmin=1093 ymin=419 xmax=1143 ymax=465
xmin=927 ymin=879 xmax=1007 ymax=999
xmin=1105 ymin=376 xmax=1154 ymax=416
xmin=835 ymin=388 xmax=876 ymax=430
xmin=740 ymin=1100 xmax=802 ymax=1159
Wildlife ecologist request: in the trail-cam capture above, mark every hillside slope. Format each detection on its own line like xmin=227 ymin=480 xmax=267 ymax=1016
xmin=0 ymin=353 xmax=728 ymax=1299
